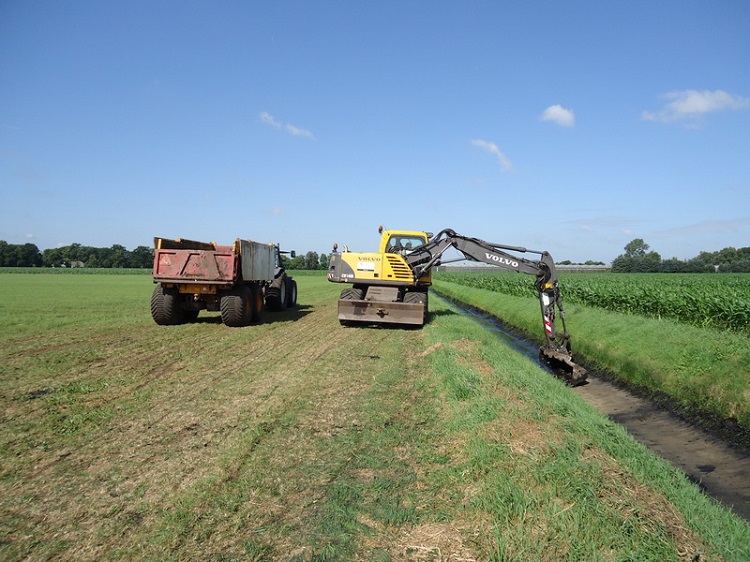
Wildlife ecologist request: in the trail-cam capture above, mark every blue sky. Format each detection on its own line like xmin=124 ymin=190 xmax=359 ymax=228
xmin=2 ymin=1 xmax=749 ymax=263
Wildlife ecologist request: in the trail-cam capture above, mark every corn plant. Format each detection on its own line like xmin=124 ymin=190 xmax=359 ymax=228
xmin=437 ymin=271 xmax=750 ymax=334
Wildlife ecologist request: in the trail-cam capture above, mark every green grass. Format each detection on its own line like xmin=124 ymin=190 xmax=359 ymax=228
xmin=421 ymin=298 xmax=749 ymax=561
xmin=1 ymin=272 xmax=748 ymax=561
xmin=433 ymin=277 xmax=750 ymax=433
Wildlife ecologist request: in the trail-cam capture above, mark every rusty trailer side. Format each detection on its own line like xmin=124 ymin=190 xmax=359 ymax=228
xmin=153 ymin=244 xmax=237 ymax=284
xmin=152 ymin=237 xmax=275 ymax=285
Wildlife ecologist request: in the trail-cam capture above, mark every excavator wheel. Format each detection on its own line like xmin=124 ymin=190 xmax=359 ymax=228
xmin=340 ymin=287 xmax=364 ymax=301
xmin=403 ymin=290 xmax=428 ymax=324
xmin=339 ymin=287 xmax=364 ymax=326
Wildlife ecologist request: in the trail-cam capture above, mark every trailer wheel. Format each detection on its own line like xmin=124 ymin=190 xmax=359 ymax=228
xmin=266 ymin=275 xmax=288 ymax=311
xmin=220 ymin=287 xmax=252 ymax=327
xmin=151 ymin=285 xmax=186 ymax=325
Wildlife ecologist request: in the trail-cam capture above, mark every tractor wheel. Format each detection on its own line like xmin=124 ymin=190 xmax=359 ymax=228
xmin=266 ymin=276 xmax=288 ymax=311
xmin=151 ymin=285 xmax=186 ymax=325
xmin=220 ymin=287 xmax=252 ymax=327
xmin=287 ymin=279 xmax=298 ymax=307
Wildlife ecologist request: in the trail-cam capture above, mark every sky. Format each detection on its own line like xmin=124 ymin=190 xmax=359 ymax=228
xmin=1 ymin=1 xmax=749 ymax=264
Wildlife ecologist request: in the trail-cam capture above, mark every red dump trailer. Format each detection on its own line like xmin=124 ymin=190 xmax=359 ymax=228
xmin=151 ymin=237 xmax=297 ymax=327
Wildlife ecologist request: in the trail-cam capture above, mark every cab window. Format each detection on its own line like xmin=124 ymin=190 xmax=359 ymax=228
xmin=386 ymin=236 xmax=425 ymax=254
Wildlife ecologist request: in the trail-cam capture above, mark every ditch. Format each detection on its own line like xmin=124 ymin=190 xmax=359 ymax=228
xmin=438 ymin=294 xmax=750 ymax=521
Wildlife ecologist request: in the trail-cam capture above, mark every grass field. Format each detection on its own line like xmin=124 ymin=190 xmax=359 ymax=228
xmin=1 ymin=272 xmax=749 ymax=561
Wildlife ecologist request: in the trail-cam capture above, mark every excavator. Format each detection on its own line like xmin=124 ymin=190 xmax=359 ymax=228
xmin=327 ymin=227 xmax=587 ymax=385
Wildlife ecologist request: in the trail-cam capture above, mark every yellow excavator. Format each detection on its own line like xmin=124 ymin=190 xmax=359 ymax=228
xmin=327 ymin=226 xmax=587 ymax=385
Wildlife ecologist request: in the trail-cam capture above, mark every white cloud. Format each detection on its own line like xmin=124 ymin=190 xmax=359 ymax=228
xmin=285 ymin=123 xmax=315 ymax=139
xmin=540 ymin=104 xmax=575 ymax=127
xmin=642 ymin=89 xmax=750 ymax=124
xmin=471 ymin=139 xmax=513 ymax=172
xmin=260 ymin=112 xmax=315 ymax=139
xmin=260 ymin=111 xmax=282 ymax=129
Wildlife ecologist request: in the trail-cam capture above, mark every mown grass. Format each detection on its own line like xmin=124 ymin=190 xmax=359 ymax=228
xmin=433 ymin=277 xmax=750 ymax=434
xmin=1 ymin=272 xmax=749 ymax=561
xmin=421 ymin=305 xmax=749 ymax=561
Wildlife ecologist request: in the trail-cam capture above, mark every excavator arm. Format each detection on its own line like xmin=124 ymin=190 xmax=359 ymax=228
xmin=406 ymin=229 xmax=587 ymax=385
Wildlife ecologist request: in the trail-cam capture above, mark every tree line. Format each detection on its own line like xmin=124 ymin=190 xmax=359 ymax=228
xmin=0 ymin=242 xmax=155 ymax=268
xmin=2 ymin=239 xmax=749 ymax=272
xmin=612 ymin=239 xmax=750 ymax=273
xmin=0 ymin=241 xmax=333 ymax=270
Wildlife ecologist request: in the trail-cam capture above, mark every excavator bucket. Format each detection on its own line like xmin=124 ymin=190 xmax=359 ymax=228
xmin=539 ymin=347 xmax=588 ymax=386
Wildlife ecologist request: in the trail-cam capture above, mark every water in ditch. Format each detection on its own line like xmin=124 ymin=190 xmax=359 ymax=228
xmin=436 ymin=295 xmax=750 ymax=521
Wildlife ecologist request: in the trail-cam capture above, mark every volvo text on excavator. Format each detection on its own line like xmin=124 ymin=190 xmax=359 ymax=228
xmin=327 ymin=227 xmax=587 ymax=385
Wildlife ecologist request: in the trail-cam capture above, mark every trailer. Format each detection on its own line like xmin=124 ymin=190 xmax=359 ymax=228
xmin=151 ymin=237 xmax=297 ymax=327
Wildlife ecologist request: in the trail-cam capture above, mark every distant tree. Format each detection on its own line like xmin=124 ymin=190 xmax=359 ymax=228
xmin=318 ymin=252 xmax=330 ymax=270
xmin=0 ymin=241 xmax=42 ymax=266
xmin=623 ymin=238 xmax=649 ymax=258
xmin=303 ymin=251 xmax=320 ymax=270
xmin=42 ymin=247 xmax=63 ymax=267
xmin=684 ymin=256 xmax=714 ymax=273
xmin=661 ymin=257 xmax=686 ymax=273
xmin=612 ymin=239 xmax=661 ymax=273
xmin=288 ymin=254 xmax=306 ymax=270
xmin=104 ymin=244 xmax=127 ymax=268
xmin=130 ymin=246 xmax=154 ymax=268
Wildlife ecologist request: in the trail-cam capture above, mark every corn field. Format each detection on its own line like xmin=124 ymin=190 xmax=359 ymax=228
xmin=437 ymin=271 xmax=750 ymax=334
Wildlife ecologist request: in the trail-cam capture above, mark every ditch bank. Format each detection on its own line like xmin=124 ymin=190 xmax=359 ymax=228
xmin=436 ymin=294 xmax=750 ymax=521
